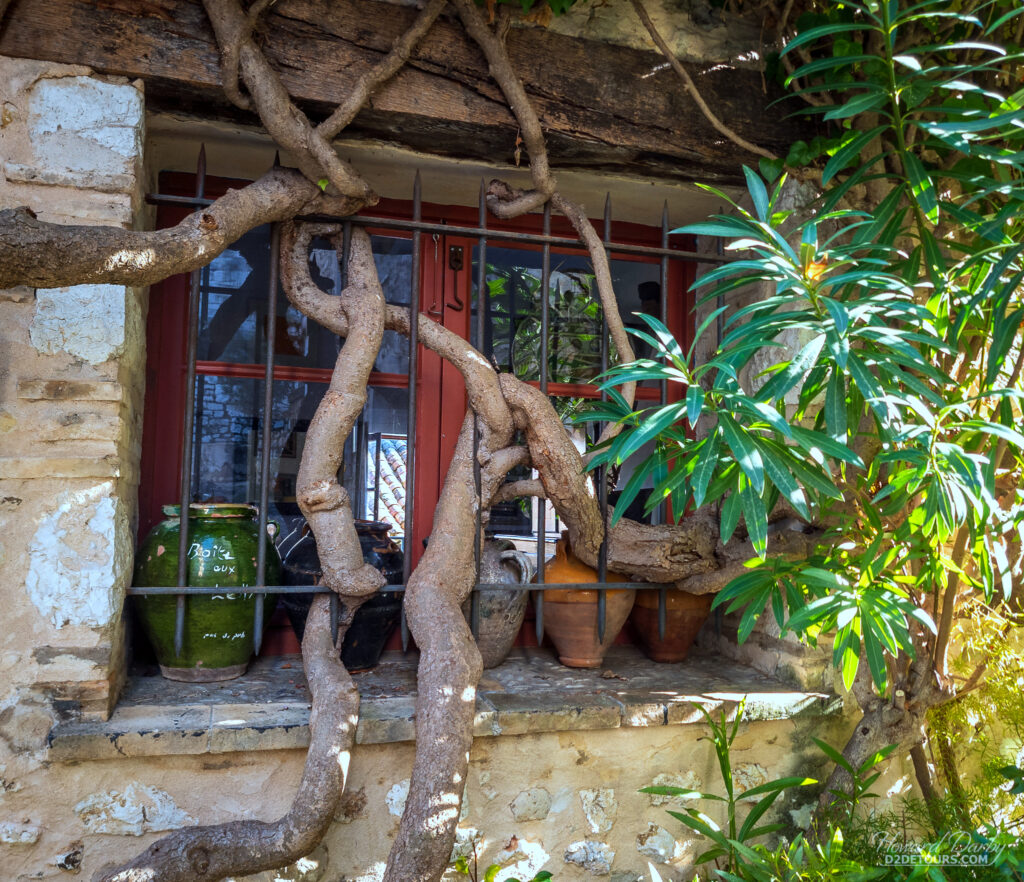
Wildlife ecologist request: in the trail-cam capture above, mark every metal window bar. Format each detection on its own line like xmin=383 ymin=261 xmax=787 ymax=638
xmin=136 ymin=160 xmax=711 ymax=661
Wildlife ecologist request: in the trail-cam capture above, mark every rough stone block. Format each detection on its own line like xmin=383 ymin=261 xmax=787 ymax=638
xmin=0 ymin=821 xmax=40 ymax=845
xmin=564 ymin=840 xmax=614 ymax=875
xmin=0 ymin=286 xmax=35 ymax=302
xmin=74 ymin=782 xmax=194 ymax=836
xmin=17 ymin=379 xmax=123 ymax=401
xmin=483 ymin=692 xmax=622 ymax=736
xmin=2 ymin=161 xmax=136 ymax=193
xmin=48 ymin=707 xmax=211 ymax=761
xmin=0 ymin=455 xmax=122 ymax=480
xmin=207 ymin=704 xmax=311 ymax=754
xmin=635 ymin=824 xmax=676 ymax=862
xmin=355 ymin=697 xmax=416 ymax=744
xmin=31 ymin=284 xmax=128 ymax=364
xmin=35 ymin=409 xmax=121 ymax=442
xmin=509 ymin=787 xmax=552 ymax=822
xmin=580 ymin=788 xmax=617 ymax=833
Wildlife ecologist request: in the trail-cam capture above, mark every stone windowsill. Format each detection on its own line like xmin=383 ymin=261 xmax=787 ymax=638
xmin=47 ymin=647 xmax=842 ymax=762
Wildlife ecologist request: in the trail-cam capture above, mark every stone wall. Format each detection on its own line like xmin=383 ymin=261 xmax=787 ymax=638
xmin=0 ymin=52 xmax=147 ymax=819
xmin=3 ymin=699 xmax=852 ymax=881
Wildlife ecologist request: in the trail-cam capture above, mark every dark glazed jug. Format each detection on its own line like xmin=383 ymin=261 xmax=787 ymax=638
xmin=133 ymin=503 xmax=281 ymax=681
xmin=280 ymin=520 xmax=404 ymax=671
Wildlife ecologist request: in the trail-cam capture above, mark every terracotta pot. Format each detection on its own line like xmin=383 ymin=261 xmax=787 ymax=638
xmin=631 ymin=589 xmax=713 ymax=663
xmin=462 ymin=540 xmax=534 ymax=668
xmin=539 ymin=535 xmax=634 ymax=669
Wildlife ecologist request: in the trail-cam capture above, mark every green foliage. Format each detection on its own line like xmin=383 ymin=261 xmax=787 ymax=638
xmin=641 ymin=699 xmax=817 ymax=874
xmin=580 ymin=0 xmax=1024 ymax=696
xmin=648 ymin=708 xmax=1024 ymax=880
xmin=813 ymin=740 xmax=900 ymax=827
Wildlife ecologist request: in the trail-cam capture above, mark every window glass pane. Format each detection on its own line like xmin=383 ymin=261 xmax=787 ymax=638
xmin=365 ymin=237 xmax=411 ymax=375
xmin=344 ymin=386 xmax=409 ymax=544
xmin=197 ymin=230 xmax=411 ymax=374
xmin=470 ymin=246 xmax=663 ymax=385
xmin=186 ymin=376 xmax=410 ymax=561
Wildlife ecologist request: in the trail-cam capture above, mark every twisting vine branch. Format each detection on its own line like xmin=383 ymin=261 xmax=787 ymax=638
xmin=317 ymin=0 xmax=448 ymax=140
xmin=628 ymin=0 xmax=779 ymax=159
xmin=203 ymin=0 xmax=374 ymax=200
xmin=96 ymin=599 xmax=360 ymax=882
xmin=452 ymin=0 xmax=638 ymax=440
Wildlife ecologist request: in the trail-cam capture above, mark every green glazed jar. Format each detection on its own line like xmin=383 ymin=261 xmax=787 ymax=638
xmin=133 ymin=503 xmax=281 ymax=681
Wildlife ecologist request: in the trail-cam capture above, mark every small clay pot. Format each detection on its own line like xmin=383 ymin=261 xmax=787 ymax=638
xmin=630 ymin=589 xmax=713 ymax=663
xmin=462 ymin=540 xmax=534 ymax=668
xmin=538 ymin=534 xmax=634 ymax=669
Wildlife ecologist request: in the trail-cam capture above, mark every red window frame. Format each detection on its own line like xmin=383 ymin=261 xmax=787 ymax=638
xmin=140 ymin=172 xmax=697 ymax=574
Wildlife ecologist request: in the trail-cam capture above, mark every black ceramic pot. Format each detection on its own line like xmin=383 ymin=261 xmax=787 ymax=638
xmin=279 ymin=520 xmax=404 ymax=671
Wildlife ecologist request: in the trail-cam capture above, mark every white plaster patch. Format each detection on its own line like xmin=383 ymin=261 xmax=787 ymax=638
xmin=564 ymin=840 xmax=614 ymax=875
xmin=493 ymin=837 xmax=550 ymax=882
xmin=647 ymin=771 xmax=702 ymax=806
xmin=31 ymin=284 xmax=127 ymax=363
xmin=74 ymin=782 xmax=194 ymax=836
xmin=509 ymin=787 xmax=551 ymax=821
xmin=580 ymin=788 xmax=617 ymax=833
xmin=29 ymin=77 xmax=143 ymax=177
xmin=25 ymin=482 xmax=128 ymax=629
xmin=386 ymin=779 xmax=410 ymax=817
xmin=0 ymin=820 xmax=40 ymax=845
xmin=886 ymin=775 xmax=912 ymax=799
xmin=635 ymin=824 xmax=676 ymax=863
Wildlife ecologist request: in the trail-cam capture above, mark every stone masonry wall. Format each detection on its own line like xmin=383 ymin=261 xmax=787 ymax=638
xmin=0 ymin=53 xmax=147 ymax=825
xmin=1 ymin=712 xmax=854 ymax=882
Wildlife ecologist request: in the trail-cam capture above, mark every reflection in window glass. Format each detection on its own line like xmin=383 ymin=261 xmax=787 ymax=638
xmin=188 ymin=376 xmax=410 ymax=555
xmin=471 ymin=246 xmax=663 ymax=384
xmin=344 ymin=386 xmax=409 ymax=543
xmin=197 ymin=230 xmax=413 ymax=374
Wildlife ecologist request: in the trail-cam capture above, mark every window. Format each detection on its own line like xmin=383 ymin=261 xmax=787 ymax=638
xmin=138 ymin=170 xmax=696 ymax=657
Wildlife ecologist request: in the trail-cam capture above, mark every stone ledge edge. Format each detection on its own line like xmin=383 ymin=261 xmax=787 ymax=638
xmin=47 ymin=689 xmax=843 ymax=763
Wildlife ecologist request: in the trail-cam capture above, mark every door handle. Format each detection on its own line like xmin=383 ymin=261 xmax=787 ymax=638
xmin=446 ymin=245 xmax=465 ymax=311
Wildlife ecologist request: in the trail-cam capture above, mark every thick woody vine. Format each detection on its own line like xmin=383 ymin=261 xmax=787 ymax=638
xmin=0 ymin=3 xmax=815 ymax=881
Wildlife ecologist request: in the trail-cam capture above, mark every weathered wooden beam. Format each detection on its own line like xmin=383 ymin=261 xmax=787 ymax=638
xmin=0 ymin=0 xmax=812 ymax=184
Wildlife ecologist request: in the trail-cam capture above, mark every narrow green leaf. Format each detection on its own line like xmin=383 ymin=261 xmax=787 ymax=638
xmin=753 ymin=437 xmax=810 ymax=519
xmin=823 ymin=125 xmax=889 ymax=184
xmin=756 ymin=335 xmax=827 ymax=403
xmin=685 ymin=385 xmax=704 ymax=428
xmin=824 ymin=91 xmax=889 ymax=121
xmin=825 ymin=371 xmax=847 ymax=443
xmin=862 ymin=614 xmax=889 ymax=691
xmin=739 ymin=478 xmax=768 ymax=558
xmin=692 ymin=429 xmax=721 ymax=509
xmin=904 ymin=152 xmax=939 ymax=224
xmin=720 ymin=481 xmax=744 ymax=545
xmin=743 ymin=166 xmax=769 ymax=221
xmin=720 ymin=414 xmax=765 ymax=493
